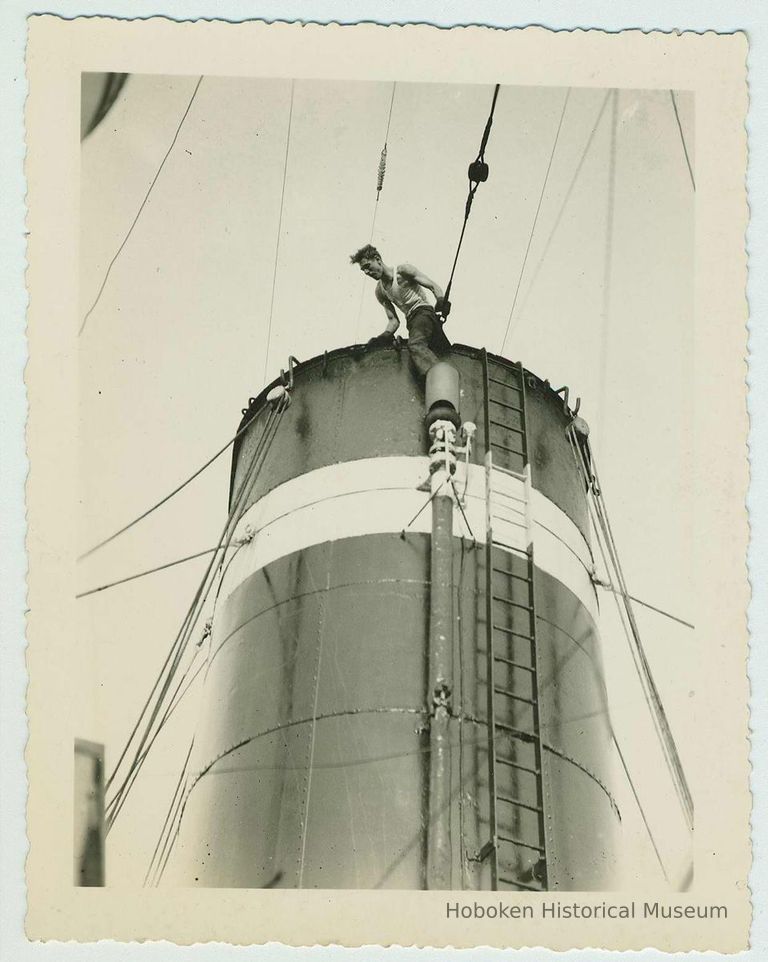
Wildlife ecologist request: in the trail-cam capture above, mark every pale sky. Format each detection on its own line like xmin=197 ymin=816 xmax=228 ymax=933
xmin=77 ymin=74 xmax=695 ymax=887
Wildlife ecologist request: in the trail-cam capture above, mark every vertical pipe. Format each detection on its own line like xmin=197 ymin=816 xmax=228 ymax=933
xmin=426 ymin=466 xmax=454 ymax=890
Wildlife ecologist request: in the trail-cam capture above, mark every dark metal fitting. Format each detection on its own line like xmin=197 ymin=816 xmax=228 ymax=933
xmin=467 ymin=159 xmax=489 ymax=184
xmin=197 ymin=618 xmax=213 ymax=646
xmin=280 ymin=355 xmax=299 ymax=389
xmin=432 ymin=681 xmax=452 ymax=711
xmin=571 ymin=414 xmax=590 ymax=439
xmin=266 ymin=384 xmax=291 ymax=411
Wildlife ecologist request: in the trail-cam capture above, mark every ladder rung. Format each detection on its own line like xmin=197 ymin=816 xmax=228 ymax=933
xmin=498 ymin=876 xmax=544 ymax=892
xmin=489 ymin=397 xmax=523 ymax=414
xmin=495 ymin=755 xmax=540 ymax=776
xmin=493 ymin=687 xmax=537 ymax=706
xmin=490 ymin=487 xmax=526 ymax=503
xmin=490 ymin=418 xmax=524 ymax=434
xmin=497 ymin=832 xmax=545 ymax=855
xmin=491 ymin=567 xmax=530 ymax=582
xmin=497 ymin=793 xmax=543 ymax=814
xmin=491 ymin=508 xmax=528 ymax=528
xmin=491 ymin=441 xmax=525 ymax=457
xmin=492 ymin=463 xmax=528 ymax=480
xmin=492 ymin=523 xmax=526 ymax=537
xmin=491 ymin=539 xmax=528 ymax=554
xmin=492 ymin=506 xmax=526 ymax=521
xmin=491 ymin=523 xmax=526 ymax=538
xmin=495 ymin=722 xmax=537 ymax=742
xmin=493 ymin=654 xmax=536 ymax=673
xmin=492 ymin=498 xmax=526 ymax=514
xmin=491 ymin=624 xmax=533 ymax=640
xmin=492 ymin=595 xmax=533 ymax=611
xmin=488 ymin=376 xmax=522 ymax=391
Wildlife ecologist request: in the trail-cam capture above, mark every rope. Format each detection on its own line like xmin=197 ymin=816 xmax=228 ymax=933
xmin=78 ymin=415 xmax=255 ymax=561
xmin=145 ymin=416 xmax=280 ymax=878
xmin=499 ymin=88 xmax=571 ymax=356
xmin=565 ymin=429 xmax=672 ymax=879
xmin=590 ymin=456 xmax=694 ymax=828
xmin=106 ymin=658 xmax=205 ymax=832
xmin=77 ymin=547 xmax=219 ymax=598
xmin=400 ymin=480 xmax=447 ymax=535
xmin=443 ymin=84 xmax=500 ymax=307
xmin=595 ymin=581 xmax=694 ymax=630
xmin=449 ymin=478 xmax=475 ymax=541
xmin=144 ymin=737 xmax=195 ymax=886
xmin=111 ymin=405 xmax=280 ymax=791
xmin=567 ymin=427 xmax=694 ymax=831
xmin=262 ymin=81 xmax=295 ymax=384
xmin=106 ymin=411 xmax=278 ymax=831
xmin=80 ymin=76 xmax=204 ymax=336
xmin=516 ymin=89 xmax=612 ymax=319
xmin=105 ymin=405 xmax=284 ymax=827
xmin=610 ymin=730 xmax=669 ymax=882
xmin=670 ymin=90 xmax=696 ymax=191
xmin=595 ymin=90 xmax=619 ymax=454
xmin=353 ymin=82 xmax=398 ymax=343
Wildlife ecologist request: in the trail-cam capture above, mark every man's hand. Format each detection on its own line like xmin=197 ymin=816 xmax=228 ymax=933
xmin=367 ymin=331 xmax=396 ymax=348
xmin=435 ymin=296 xmax=451 ymax=320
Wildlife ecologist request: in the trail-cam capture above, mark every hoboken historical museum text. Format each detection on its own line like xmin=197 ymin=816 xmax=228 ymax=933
xmin=445 ymin=901 xmax=728 ymax=921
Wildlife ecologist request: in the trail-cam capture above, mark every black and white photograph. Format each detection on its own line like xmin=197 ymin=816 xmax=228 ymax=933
xmin=23 ymin=17 xmax=750 ymax=952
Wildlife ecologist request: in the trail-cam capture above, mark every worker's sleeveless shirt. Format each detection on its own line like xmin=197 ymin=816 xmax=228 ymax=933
xmin=378 ymin=265 xmax=430 ymax=320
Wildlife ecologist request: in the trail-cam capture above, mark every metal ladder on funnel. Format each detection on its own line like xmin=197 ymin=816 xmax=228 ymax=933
xmin=478 ymin=351 xmax=548 ymax=891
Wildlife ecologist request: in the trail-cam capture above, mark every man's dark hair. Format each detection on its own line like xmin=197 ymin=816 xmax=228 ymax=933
xmin=349 ymin=244 xmax=380 ymax=265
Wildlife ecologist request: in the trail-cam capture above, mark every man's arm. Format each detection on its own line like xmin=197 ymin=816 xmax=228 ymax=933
xmin=375 ymin=283 xmax=401 ymax=334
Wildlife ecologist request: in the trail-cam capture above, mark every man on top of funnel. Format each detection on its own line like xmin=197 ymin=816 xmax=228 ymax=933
xmin=350 ymin=245 xmax=451 ymax=376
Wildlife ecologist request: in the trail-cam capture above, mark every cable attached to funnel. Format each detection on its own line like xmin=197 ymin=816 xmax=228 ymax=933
xmin=442 ymin=84 xmax=500 ymax=316
xmin=105 ymin=400 xmax=286 ymax=833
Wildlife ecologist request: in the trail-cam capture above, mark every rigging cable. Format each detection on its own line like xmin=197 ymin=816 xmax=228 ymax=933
xmin=567 ymin=426 xmax=694 ymax=831
xmin=353 ymin=82 xmax=398 ymax=344
xmin=516 ymin=89 xmax=612 ymax=319
xmin=565 ymin=429 xmax=674 ymax=880
xmin=609 ymin=729 xmax=669 ymax=882
xmin=262 ymin=81 xmax=296 ymax=384
xmin=499 ymin=88 xmax=571 ymax=356
xmin=105 ymin=402 xmax=285 ymax=828
xmin=78 ymin=414 xmax=257 ymax=561
xmin=590 ymin=453 xmax=694 ymax=829
xmin=106 ymin=411 xmax=278 ymax=832
xmin=145 ymin=738 xmax=195 ymax=886
xmin=443 ymin=83 xmax=501 ymax=310
xmin=595 ymin=89 xmax=619 ymax=454
xmin=106 ymin=656 xmax=206 ymax=832
xmin=106 ymin=404 xmax=282 ymax=815
xmin=77 ymin=546 xmax=221 ymax=598
xmin=594 ymin=581 xmax=694 ymax=630
xmin=670 ymin=90 xmax=696 ymax=192
xmin=78 ymin=525 xmax=255 ymax=599
xmin=80 ymin=76 xmax=204 ymax=336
